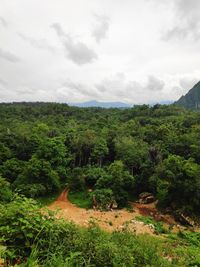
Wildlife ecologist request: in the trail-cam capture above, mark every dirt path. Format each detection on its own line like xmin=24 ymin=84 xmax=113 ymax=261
xmin=48 ymin=189 xmax=178 ymax=234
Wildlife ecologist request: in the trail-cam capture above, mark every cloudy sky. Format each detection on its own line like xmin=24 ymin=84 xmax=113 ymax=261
xmin=0 ymin=0 xmax=200 ymax=104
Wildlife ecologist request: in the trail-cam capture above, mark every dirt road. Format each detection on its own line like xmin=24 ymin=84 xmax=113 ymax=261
xmin=48 ymin=189 xmax=177 ymax=234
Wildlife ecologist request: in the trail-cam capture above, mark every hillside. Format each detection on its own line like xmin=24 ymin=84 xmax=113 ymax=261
xmin=68 ymin=100 xmax=132 ymax=108
xmin=175 ymin=81 xmax=200 ymax=109
xmin=1 ymin=102 xmax=200 ymax=266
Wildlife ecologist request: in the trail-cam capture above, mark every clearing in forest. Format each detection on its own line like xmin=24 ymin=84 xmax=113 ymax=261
xmin=49 ymin=189 xmax=178 ymax=234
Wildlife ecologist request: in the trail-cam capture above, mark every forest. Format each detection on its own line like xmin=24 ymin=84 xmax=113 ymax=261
xmin=0 ymin=102 xmax=200 ymax=266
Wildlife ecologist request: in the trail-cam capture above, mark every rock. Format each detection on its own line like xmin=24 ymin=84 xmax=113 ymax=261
xmin=176 ymin=213 xmax=195 ymax=227
xmin=148 ymin=223 xmax=155 ymax=230
xmin=144 ymin=196 xmax=155 ymax=204
xmin=139 ymin=192 xmax=155 ymax=204
xmin=139 ymin=192 xmax=152 ymax=199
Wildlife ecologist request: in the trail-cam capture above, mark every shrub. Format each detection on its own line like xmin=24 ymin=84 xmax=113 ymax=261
xmin=135 ymin=215 xmax=168 ymax=234
xmin=92 ymin=188 xmax=114 ymax=209
xmin=0 ymin=176 xmax=13 ymax=203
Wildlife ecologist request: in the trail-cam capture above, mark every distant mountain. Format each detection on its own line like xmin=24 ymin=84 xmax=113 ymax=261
xmin=175 ymin=81 xmax=200 ymax=109
xmin=68 ymin=100 xmax=132 ymax=108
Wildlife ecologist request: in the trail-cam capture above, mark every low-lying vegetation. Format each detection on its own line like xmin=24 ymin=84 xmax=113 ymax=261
xmin=135 ymin=215 xmax=168 ymax=234
xmin=68 ymin=190 xmax=92 ymax=209
xmin=0 ymin=103 xmax=200 ymax=266
xmin=0 ymin=196 xmax=199 ymax=267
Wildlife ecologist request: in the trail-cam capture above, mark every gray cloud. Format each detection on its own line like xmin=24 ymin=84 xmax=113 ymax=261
xmin=96 ymin=74 xmax=164 ymax=94
xmin=14 ymin=86 xmax=35 ymax=95
xmin=95 ymin=73 xmax=126 ymax=97
xmin=63 ymin=80 xmax=99 ymax=98
xmin=0 ymin=48 xmax=20 ymax=63
xmin=0 ymin=16 xmax=7 ymax=27
xmin=163 ymin=0 xmax=200 ymax=41
xmin=95 ymin=74 xmax=165 ymax=102
xmin=18 ymin=33 xmax=56 ymax=53
xmin=92 ymin=14 xmax=109 ymax=43
xmin=146 ymin=75 xmax=165 ymax=91
xmin=52 ymin=23 xmax=97 ymax=65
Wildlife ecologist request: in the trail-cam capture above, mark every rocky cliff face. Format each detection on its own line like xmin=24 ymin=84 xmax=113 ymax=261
xmin=175 ymin=81 xmax=200 ymax=109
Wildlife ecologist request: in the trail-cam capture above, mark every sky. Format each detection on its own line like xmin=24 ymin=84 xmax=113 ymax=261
xmin=0 ymin=0 xmax=200 ymax=104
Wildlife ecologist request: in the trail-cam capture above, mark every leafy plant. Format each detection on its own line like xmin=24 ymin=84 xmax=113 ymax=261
xmin=135 ymin=215 xmax=168 ymax=234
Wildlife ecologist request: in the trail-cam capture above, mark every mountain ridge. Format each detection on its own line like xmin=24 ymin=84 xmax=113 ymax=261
xmin=68 ymin=100 xmax=174 ymax=108
xmin=68 ymin=100 xmax=132 ymax=108
xmin=175 ymin=81 xmax=200 ymax=109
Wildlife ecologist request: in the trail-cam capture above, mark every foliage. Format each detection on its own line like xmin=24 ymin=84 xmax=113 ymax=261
xmin=85 ymin=166 xmax=107 ymax=187
xmin=68 ymin=190 xmax=92 ymax=209
xmin=135 ymin=215 xmax=168 ymax=234
xmin=0 ymin=196 xmax=179 ymax=266
xmin=14 ymin=157 xmax=61 ymax=195
xmin=92 ymin=188 xmax=114 ymax=209
xmin=68 ymin=167 xmax=86 ymax=192
xmin=0 ymin=176 xmax=13 ymax=202
xmin=150 ymin=155 xmax=200 ymax=213
xmin=0 ymin=102 xmax=200 ymax=213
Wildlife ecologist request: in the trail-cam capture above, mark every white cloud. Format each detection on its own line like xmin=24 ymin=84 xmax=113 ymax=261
xmin=0 ymin=0 xmax=199 ymax=103
xmin=0 ymin=48 xmax=20 ymax=63
xmin=92 ymin=14 xmax=109 ymax=43
xmin=18 ymin=33 xmax=56 ymax=53
xmin=163 ymin=0 xmax=200 ymax=41
xmin=94 ymin=73 xmax=166 ymax=103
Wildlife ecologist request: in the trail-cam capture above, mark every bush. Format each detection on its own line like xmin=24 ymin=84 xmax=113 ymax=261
xmin=0 ymin=176 xmax=13 ymax=203
xmin=16 ymin=183 xmax=46 ymax=198
xmin=92 ymin=188 xmax=114 ymax=209
xmin=0 ymin=195 xmax=198 ymax=266
xmin=135 ymin=215 xmax=168 ymax=234
xmin=0 ymin=195 xmax=79 ymax=262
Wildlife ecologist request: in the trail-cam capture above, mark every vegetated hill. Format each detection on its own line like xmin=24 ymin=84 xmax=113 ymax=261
xmin=175 ymin=81 xmax=200 ymax=109
xmin=68 ymin=100 xmax=132 ymax=108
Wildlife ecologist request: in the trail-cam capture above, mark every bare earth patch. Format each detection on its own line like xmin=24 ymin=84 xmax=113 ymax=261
xmin=48 ymin=189 xmax=181 ymax=235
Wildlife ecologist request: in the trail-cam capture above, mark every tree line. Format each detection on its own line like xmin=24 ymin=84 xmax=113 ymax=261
xmin=0 ymin=102 xmax=200 ymax=214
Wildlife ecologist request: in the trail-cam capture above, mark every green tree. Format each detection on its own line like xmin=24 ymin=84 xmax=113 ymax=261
xmin=0 ymin=142 xmax=11 ymax=164
xmin=115 ymin=137 xmax=149 ymax=175
xmin=150 ymin=155 xmax=200 ymax=213
xmin=0 ymin=158 xmax=25 ymax=183
xmin=0 ymin=176 xmax=13 ymax=202
xmin=91 ymin=137 xmax=108 ymax=167
xmin=14 ymin=157 xmax=60 ymax=195
xmin=92 ymin=188 xmax=114 ymax=209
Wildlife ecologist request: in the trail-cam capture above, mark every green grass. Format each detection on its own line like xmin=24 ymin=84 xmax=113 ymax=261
xmin=135 ymin=215 xmax=168 ymax=234
xmin=68 ymin=190 xmax=92 ymax=209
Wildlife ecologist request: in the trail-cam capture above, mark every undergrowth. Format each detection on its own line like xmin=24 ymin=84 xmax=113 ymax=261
xmin=135 ymin=215 xmax=169 ymax=234
xmin=68 ymin=190 xmax=92 ymax=209
xmin=0 ymin=196 xmax=199 ymax=267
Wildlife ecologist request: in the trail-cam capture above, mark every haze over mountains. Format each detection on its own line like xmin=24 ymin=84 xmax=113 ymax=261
xmin=68 ymin=80 xmax=200 ymax=109
xmin=68 ymin=100 xmax=173 ymax=108
xmin=68 ymin=100 xmax=131 ymax=108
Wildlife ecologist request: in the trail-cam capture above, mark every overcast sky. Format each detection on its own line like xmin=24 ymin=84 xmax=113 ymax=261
xmin=0 ymin=0 xmax=200 ymax=104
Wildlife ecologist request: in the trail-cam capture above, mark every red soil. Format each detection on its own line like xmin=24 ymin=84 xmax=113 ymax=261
xmin=48 ymin=189 xmax=178 ymax=234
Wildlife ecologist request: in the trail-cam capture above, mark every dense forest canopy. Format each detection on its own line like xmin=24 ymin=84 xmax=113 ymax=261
xmin=0 ymin=102 xmax=200 ymax=215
